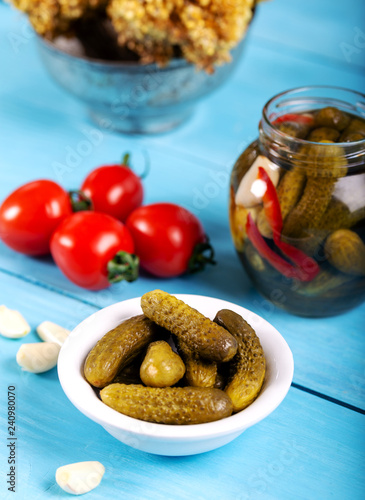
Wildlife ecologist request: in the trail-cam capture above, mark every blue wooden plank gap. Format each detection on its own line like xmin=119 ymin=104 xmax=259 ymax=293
xmin=291 ymin=382 xmax=365 ymax=415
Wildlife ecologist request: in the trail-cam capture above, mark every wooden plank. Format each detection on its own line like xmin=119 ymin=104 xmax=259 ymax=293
xmin=1 ymin=335 xmax=364 ymax=500
xmin=1 ymin=269 xmax=364 ymax=410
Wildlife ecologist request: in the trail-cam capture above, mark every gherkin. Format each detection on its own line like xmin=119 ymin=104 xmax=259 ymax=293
xmin=141 ymin=290 xmax=238 ymax=363
xmin=84 ymin=315 xmax=159 ymax=388
xmin=214 ymin=309 xmax=265 ymax=412
xmin=100 ymin=384 xmax=233 ymax=424
xmin=177 ymin=338 xmax=217 ymax=388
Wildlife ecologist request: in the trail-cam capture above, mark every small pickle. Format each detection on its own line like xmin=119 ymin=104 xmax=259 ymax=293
xmin=341 ymin=132 xmax=365 ymax=142
xmin=297 ymin=269 xmax=355 ymax=296
xmin=297 ymin=201 xmax=365 ymax=256
xmin=141 ymin=290 xmax=238 ymax=363
xmin=306 ymin=141 xmax=347 ymax=178
xmin=340 ymin=118 xmax=365 ymax=141
xmin=314 ymin=107 xmax=351 ymax=131
xmin=84 ymin=315 xmax=159 ymax=388
xmin=277 ymin=121 xmax=311 ymax=139
xmin=308 ymin=127 xmax=340 ymax=143
xmin=325 ymin=229 xmax=365 ymax=276
xmin=214 ymin=309 xmax=266 ymax=412
xmin=282 ymin=177 xmax=335 ymax=238
xmin=100 ymin=384 xmax=233 ymax=424
xmin=276 ymin=168 xmax=307 ymax=221
xmin=177 ymin=338 xmax=217 ymax=388
xmin=140 ymin=340 xmax=186 ymax=388
xmin=257 ymin=166 xmax=306 ymax=239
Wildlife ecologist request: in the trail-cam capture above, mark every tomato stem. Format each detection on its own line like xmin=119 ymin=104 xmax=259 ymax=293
xmin=69 ymin=190 xmax=93 ymax=212
xmin=107 ymin=251 xmax=139 ymax=283
xmin=121 ymin=151 xmax=150 ymax=179
xmin=188 ymin=237 xmax=216 ymax=274
xmin=122 ymin=153 xmax=130 ymax=167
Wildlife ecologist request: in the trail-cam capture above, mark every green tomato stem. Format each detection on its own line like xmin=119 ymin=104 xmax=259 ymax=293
xmin=121 ymin=151 xmax=150 ymax=179
xmin=107 ymin=251 xmax=139 ymax=283
xmin=69 ymin=190 xmax=93 ymax=212
xmin=188 ymin=237 xmax=216 ymax=274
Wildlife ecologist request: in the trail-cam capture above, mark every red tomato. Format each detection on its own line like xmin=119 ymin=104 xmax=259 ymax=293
xmin=81 ymin=164 xmax=143 ymax=222
xmin=126 ymin=203 xmax=214 ymax=278
xmin=50 ymin=211 xmax=137 ymax=290
xmin=0 ymin=180 xmax=72 ymax=256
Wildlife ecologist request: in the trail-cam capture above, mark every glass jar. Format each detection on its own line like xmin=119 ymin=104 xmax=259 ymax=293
xmin=229 ymin=86 xmax=365 ymax=317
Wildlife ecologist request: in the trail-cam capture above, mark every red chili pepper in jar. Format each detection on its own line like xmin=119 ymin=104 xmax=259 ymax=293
xmin=245 ymin=167 xmax=320 ymax=282
xmin=272 ymin=113 xmax=314 ymax=126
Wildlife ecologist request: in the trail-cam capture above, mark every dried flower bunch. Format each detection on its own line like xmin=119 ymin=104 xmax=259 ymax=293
xmin=10 ymin=0 xmax=257 ymax=71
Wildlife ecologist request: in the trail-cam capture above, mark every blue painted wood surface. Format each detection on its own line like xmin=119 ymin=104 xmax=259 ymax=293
xmin=1 ymin=0 xmax=365 ymax=498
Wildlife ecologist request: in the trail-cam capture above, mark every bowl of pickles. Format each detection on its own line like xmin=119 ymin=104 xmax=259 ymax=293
xmin=230 ymin=86 xmax=365 ymax=317
xmin=57 ymin=290 xmax=294 ymax=456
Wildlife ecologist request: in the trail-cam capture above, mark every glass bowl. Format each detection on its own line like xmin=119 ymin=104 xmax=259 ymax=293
xmin=37 ymin=35 xmax=246 ymax=134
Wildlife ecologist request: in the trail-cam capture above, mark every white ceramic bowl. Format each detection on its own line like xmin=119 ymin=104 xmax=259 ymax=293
xmin=58 ymin=294 xmax=294 ymax=456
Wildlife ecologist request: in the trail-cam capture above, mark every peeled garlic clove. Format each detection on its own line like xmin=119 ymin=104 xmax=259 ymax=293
xmin=235 ymin=155 xmax=280 ymax=208
xmin=56 ymin=461 xmax=105 ymax=495
xmin=16 ymin=342 xmax=61 ymax=373
xmin=0 ymin=305 xmax=31 ymax=339
xmin=37 ymin=321 xmax=70 ymax=345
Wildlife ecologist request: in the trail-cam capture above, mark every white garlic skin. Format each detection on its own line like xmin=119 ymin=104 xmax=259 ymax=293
xmin=16 ymin=342 xmax=61 ymax=373
xmin=55 ymin=461 xmax=105 ymax=495
xmin=37 ymin=321 xmax=70 ymax=345
xmin=0 ymin=305 xmax=31 ymax=339
xmin=235 ymin=155 xmax=280 ymax=208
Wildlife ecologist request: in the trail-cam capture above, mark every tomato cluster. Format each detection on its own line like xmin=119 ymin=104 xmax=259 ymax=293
xmin=0 ymin=158 xmax=214 ymax=290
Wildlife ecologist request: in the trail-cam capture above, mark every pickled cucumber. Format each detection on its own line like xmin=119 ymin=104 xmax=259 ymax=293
xmin=277 ymin=121 xmax=312 ymax=139
xmin=308 ymin=127 xmax=340 ymax=143
xmin=296 ymin=269 xmax=356 ymax=296
xmin=340 ymin=118 xmax=365 ymax=141
xmin=341 ymin=132 xmax=365 ymax=142
xmin=111 ymin=359 xmax=143 ymax=385
xmin=141 ymin=290 xmax=238 ymax=363
xmin=140 ymin=340 xmax=186 ymax=388
xmin=282 ymin=177 xmax=335 ymax=238
xmin=296 ymin=201 xmax=365 ymax=256
xmin=177 ymin=338 xmax=217 ymax=388
xmin=84 ymin=315 xmax=159 ymax=388
xmin=278 ymin=167 xmax=307 ymax=218
xmin=325 ymin=229 xmax=365 ymax=276
xmin=314 ymin=107 xmax=350 ymax=131
xmin=214 ymin=309 xmax=266 ymax=412
xmin=100 ymin=384 xmax=233 ymax=424
xmin=257 ymin=167 xmax=306 ymax=239
xmin=305 ymin=141 xmax=347 ymax=178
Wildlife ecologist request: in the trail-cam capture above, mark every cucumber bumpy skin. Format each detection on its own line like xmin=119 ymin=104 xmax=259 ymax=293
xmin=282 ymin=177 xmax=336 ymax=239
xmin=214 ymin=309 xmax=266 ymax=412
xmin=177 ymin=338 xmax=217 ymax=388
xmin=100 ymin=384 xmax=233 ymax=424
xmin=84 ymin=315 xmax=159 ymax=388
xmin=141 ymin=290 xmax=238 ymax=363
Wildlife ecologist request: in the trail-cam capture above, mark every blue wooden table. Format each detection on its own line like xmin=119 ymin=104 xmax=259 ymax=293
xmin=1 ymin=1 xmax=364 ymax=498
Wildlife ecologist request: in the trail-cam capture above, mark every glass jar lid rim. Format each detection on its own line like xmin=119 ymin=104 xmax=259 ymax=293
xmin=261 ymin=85 xmax=365 ymax=147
